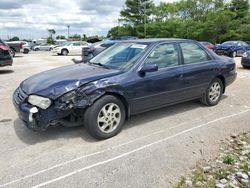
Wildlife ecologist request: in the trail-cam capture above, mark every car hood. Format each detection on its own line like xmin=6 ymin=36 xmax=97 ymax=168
xmin=20 ymin=63 xmax=122 ymax=99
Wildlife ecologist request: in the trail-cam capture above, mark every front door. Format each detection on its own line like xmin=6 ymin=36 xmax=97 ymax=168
xmin=129 ymin=43 xmax=184 ymax=114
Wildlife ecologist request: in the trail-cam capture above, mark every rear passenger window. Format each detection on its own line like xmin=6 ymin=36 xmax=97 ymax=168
xmin=180 ymin=43 xmax=210 ymax=64
xmin=145 ymin=43 xmax=179 ymax=69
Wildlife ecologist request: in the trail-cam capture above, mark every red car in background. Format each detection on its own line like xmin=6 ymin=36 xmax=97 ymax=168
xmin=200 ymin=41 xmax=214 ymax=50
xmin=0 ymin=39 xmax=13 ymax=67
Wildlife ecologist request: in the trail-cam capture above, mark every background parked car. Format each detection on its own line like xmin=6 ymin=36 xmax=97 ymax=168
xmin=20 ymin=41 xmax=30 ymax=54
xmin=5 ymin=41 xmax=25 ymax=57
xmin=33 ymin=44 xmax=55 ymax=51
xmin=52 ymin=41 xmax=89 ymax=55
xmin=200 ymin=41 xmax=214 ymax=50
xmin=214 ymin=41 xmax=250 ymax=57
xmin=241 ymin=51 xmax=250 ymax=69
xmin=73 ymin=40 xmax=121 ymax=64
xmin=0 ymin=41 xmax=13 ymax=67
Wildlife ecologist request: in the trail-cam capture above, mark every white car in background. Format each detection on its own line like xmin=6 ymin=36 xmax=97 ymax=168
xmin=33 ymin=44 xmax=55 ymax=51
xmin=52 ymin=41 xmax=89 ymax=55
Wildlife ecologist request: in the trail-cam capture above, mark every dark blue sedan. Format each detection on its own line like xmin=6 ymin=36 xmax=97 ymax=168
xmin=214 ymin=41 xmax=250 ymax=58
xmin=13 ymin=39 xmax=237 ymax=139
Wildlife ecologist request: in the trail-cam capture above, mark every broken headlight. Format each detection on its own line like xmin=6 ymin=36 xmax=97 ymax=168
xmin=60 ymin=90 xmax=76 ymax=102
xmin=28 ymin=95 xmax=51 ymax=109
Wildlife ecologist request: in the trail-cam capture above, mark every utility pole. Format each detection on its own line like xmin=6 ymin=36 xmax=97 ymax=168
xmin=67 ymin=25 xmax=70 ymax=39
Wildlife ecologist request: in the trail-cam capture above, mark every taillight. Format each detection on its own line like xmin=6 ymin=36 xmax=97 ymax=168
xmin=20 ymin=42 xmax=24 ymax=49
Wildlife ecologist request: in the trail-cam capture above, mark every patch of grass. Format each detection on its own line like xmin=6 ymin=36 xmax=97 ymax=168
xmin=175 ymin=176 xmax=186 ymax=188
xmin=192 ymin=167 xmax=206 ymax=183
xmin=214 ymin=168 xmax=230 ymax=179
xmin=223 ymin=154 xmax=236 ymax=165
xmin=240 ymin=161 xmax=249 ymax=172
xmin=203 ymin=179 xmax=216 ymax=188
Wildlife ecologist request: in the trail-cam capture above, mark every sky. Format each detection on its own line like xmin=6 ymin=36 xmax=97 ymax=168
xmin=0 ymin=0 xmax=176 ymax=40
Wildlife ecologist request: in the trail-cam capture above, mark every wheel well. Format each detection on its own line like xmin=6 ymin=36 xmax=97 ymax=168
xmin=61 ymin=48 xmax=69 ymax=53
xmin=105 ymin=92 xmax=130 ymax=119
xmin=217 ymin=75 xmax=225 ymax=93
xmin=10 ymin=47 xmax=16 ymax=52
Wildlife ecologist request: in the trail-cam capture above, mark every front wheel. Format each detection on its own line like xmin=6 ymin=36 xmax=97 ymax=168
xmin=201 ymin=78 xmax=223 ymax=106
xmin=84 ymin=95 xmax=126 ymax=139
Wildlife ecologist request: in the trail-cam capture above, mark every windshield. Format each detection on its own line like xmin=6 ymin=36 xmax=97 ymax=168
xmin=89 ymin=43 xmax=148 ymax=70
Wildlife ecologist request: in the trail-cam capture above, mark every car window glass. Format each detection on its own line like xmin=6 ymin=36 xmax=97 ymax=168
xmin=180 ymin=42 xmax=210 ymax=64
xmin=145 ymin=43 xmax=179 ymax=69
xmin=73 ymin=42 xmax=80 ymax=46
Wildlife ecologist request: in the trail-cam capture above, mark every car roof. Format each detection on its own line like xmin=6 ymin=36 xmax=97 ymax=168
xmin=116 ymin=38 xmax=194 ymax=45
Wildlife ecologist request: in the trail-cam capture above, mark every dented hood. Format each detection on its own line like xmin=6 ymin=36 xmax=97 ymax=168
xmin=21 ymin=63 xmax=122 ymax=99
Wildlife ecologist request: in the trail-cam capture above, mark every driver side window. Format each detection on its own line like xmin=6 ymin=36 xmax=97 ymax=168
xmin=145 ymin=43 xmax=179 ymax=69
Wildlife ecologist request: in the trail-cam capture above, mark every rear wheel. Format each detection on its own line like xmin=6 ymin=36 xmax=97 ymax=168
xmin=84 ymin=95 xmax=125 ymax=139
xmin=9 ymin=48 xmax=15 ymax=57
xmin=242 ymin=65 xmax=249 ymax=69
xmin=230 ymin=51 xmax=237 ymax=58
xmin=23 ymin=49 xmax=29 ymax=54
xmin=201 ymin=78 xmax=223 ymax=106
xmin=62 ymin=49 xmax=68 ymax=56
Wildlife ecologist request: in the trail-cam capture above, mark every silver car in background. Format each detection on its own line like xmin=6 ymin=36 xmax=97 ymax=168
xmin=33 ymin=44 xmax=55 ymax=51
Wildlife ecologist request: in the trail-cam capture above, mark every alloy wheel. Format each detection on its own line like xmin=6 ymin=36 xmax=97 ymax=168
xmin=97 ymin=103 xmax=121 ymax=133
xmin=209 ymin=82 xmax=221 ymax=102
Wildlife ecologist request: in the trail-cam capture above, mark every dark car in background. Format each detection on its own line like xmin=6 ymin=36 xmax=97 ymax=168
xmin=214 ymin=41 xmax=250 ymax=58
xmin=241 ymin=51 xmax=250 ymax=68
xmin=73 ymin=40 xmax=120 ymax=64
xmin=0 ymin=39 xmax=13 ymax=67
xmin=5 ymin=41 xmax=26 ymax=57
xmin=200 ymin=41 xmax=214 ymax=50
xmin=13 ymin=39 xmax=236 ymax=139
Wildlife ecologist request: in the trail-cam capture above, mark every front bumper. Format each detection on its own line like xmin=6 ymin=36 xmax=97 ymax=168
xmin=241 ymin=57 xmax=250 ymax=67
xmin=13 ymin=87 xmax=72 ymax=131
xmin=214 ymin=49 xmax=231 ymax=56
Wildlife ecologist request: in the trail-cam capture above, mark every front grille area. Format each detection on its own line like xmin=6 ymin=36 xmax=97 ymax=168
xmin=14 ymin=87 xmax=28 ymax=105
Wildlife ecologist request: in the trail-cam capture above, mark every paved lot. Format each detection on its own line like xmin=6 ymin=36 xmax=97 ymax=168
xmin=0 ymin=51 xmax=250 ymax=188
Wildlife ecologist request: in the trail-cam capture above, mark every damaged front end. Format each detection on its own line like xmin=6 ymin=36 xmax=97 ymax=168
xmin=13 ymin=79 xmax=125 ymax=131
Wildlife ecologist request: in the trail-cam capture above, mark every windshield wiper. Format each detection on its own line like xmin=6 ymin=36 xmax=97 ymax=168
xmin=91 ymin=62 xmax=110 ymax=69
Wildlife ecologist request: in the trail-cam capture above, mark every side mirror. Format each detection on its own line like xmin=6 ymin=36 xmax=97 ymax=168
xmin=138 ymin=63 xmax=158 ymax=74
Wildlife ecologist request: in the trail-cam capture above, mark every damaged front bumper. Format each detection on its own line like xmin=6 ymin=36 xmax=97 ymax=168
xmin=13 ymin=87 xmax=75 ymax=131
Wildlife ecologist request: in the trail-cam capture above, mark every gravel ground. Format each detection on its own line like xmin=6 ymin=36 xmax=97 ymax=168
xmin=0 ymin=51 xmax=250 ymax=188
xmin=175 ymin=131 xmax=250 ymax=188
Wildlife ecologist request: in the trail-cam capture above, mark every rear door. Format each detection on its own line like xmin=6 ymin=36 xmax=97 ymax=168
xmin=72 ymin=42 xmax=81 ymax=54
xmin=179 ymin=42 xmax=216 ymax=99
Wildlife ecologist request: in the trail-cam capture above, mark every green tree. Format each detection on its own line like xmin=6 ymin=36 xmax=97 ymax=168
xmin=56 ymin=35 xmax=66 ymax=39
xmin=48 ymin=29 xmax=56 ymax=38
xmin=8 ymin=36 xmax=20 ymax=41
xmin=120 ymin=0 xmax=154 ymax=25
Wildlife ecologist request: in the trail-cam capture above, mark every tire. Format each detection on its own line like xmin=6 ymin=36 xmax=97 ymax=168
xmin=84 ymin=95 xmax=126 ymax=139
xmin=9 ymin=48 xmax=15 ymax=57
xmin=230 ymin=51 xmax=237 ymax=58
xmin=201 ymin=78 xmax=223 ymax=106
xmin=34 ymin=48 xmax=39 ymax=51
xmin=23 ymin=49 xmax=29 ymax=54
xmin=61 ymin=49 xmax=68 ymax=56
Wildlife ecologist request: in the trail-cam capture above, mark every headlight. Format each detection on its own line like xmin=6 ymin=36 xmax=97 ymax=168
xmin=28 ymin=95 xmax=51 ymax=109
xmin=243 ymin=52 xmax=248 ymax=57
xmin=60 ymin=91 xmax=76 ymax=102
